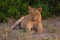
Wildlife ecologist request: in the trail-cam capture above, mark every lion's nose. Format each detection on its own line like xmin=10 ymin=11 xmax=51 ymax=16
xmin=32 ymin=17 xmax=35 ymax=21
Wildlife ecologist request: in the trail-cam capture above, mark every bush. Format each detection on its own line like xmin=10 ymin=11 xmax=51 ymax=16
xmin=0 ymin=0 xmax=28 ymax=21
xmin=0 ymin=0 xmax=60 ymax=22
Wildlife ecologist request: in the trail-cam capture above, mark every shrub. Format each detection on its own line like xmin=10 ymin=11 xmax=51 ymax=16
xmin=0 ymin=0 xmax=60 ymax=22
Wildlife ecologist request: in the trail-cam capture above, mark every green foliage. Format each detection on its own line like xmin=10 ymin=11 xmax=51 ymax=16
xmin=0 ymin=0 xmax=28 ymax=21
xmin=0 ymin=0 xmax=60 ymax=21
xmin=0 ymin=12 xmax=7 ymax=22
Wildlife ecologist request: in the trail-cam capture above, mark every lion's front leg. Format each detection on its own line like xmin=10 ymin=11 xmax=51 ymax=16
xmin=37 ymin=23 xmax=43 ymax=33
xmin=25 ymin=22 xmax=33 ymax=33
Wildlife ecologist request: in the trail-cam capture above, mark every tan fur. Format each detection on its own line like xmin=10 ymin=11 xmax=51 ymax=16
xmin=11 ymin=6 xmax=43 ymax=33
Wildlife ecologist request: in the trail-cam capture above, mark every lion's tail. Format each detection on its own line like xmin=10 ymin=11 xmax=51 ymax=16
xmin=10 ymin=16 xmax=25 ymax=31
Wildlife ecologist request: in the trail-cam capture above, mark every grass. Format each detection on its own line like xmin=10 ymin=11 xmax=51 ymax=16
xmin=43 ymin=24 xmax=57 ymax=33
xmin=0 ymin=22 xmax=58 ymax=40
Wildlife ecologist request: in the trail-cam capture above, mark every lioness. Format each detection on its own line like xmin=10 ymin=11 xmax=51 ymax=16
xmin=10 ymin=6 xmax=43 ymax=33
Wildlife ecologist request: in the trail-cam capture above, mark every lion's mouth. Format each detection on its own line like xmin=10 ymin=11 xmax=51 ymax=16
xmin=31 ymin=18 xmax=35 ymax=21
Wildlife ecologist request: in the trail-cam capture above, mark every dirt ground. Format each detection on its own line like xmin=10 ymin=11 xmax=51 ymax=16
xmin=0 ymin=16 xmax=60 ymax=40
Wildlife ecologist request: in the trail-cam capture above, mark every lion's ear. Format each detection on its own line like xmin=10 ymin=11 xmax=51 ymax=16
xmin=28 ymin=6 xmax=32 ymax=10
xmin=37 ymin=7 xmax=42 ymax=12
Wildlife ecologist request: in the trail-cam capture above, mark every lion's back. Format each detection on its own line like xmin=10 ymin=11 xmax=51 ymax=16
xmin=21 ymin=15 xmax=31 ymax=28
